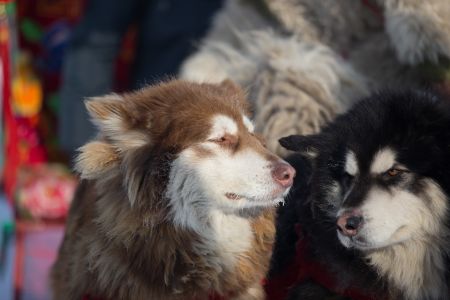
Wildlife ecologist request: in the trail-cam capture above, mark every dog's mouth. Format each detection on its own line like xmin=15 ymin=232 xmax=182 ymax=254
xmin=225 ymin=193 xmax=243 ymax=201
xmin=225 ymin=191 xmax=287 ymax=205
xmin=337 ymin=231 xmax=386 ymax=251
xmin=337 ymin=222 xmax=413 ymax=251
xmin=337 ymin=231 xmax=369 ymax=250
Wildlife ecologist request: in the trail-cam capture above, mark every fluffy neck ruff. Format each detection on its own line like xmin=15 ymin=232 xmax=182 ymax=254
xmin=367 ymin=238 xmax=448 ymax=300
xmin=164 ymin=152 xmax=278 ymax=296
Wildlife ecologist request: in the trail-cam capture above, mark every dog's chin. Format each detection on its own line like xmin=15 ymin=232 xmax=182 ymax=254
xmin=219 ymin=193 xmax=285 ymax=214
xmin=337 ymin=231 xmax=379 ymax=251
xmin=337 ymin=231 xmax=402 ymax=251
xmin=224 ymin=187 xmax=289 ymax=208
xmin=228 ymin=195 xmax=284 ymax=207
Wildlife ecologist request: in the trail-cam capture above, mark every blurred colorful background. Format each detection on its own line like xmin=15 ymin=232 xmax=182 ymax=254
xmin=3 ymin=0 xmax=450 ymax=299
xmin=0 ymin=0 xmax=222 ymax=299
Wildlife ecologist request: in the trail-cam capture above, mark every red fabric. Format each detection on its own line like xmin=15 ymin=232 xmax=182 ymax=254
xmin=1 ymin=1 xmax=16 ymax=199
xmin=83 ymin=293 xmax=225 ymax=300
xmin=265 ymin=225 xmax=378 ymax=300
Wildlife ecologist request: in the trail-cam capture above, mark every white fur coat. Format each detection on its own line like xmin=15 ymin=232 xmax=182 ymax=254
xmin=181 ymin=0 xmax=450 ymax=155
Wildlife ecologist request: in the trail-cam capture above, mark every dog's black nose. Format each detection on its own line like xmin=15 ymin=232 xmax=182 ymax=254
xmin=345 ymin=216 xmax=362 ymax=231
xmin=337 ymin=210 xmax=363 ymax=237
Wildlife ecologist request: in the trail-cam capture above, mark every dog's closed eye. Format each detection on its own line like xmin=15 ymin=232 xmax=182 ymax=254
xmin=208 ymin=134 xmax=238 ymax=148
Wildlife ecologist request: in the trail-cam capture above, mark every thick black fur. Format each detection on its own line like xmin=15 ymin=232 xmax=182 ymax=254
xmin=270 ymin=90 xmax=450 ymax=299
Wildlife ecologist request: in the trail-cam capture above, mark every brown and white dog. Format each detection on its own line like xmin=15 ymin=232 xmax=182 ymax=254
xmin=51 ymin=80 xmax=295 ymax=300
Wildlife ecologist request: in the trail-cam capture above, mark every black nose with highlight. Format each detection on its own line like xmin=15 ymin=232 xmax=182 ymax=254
xmin=345 ymin=216 xmax=362 ymax=231
xmin=337 ymin=210 xmax=363 ymax=237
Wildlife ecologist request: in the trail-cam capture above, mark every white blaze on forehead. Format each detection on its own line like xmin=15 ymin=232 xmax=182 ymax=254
xmin=370 ymin=148 xmax=397 ymax=174
xmin=208 ymin=115 xmax=238 ymax=139
xmin=345 ymin=151 xmax=358 ymax=176
xmin=242 ymin=115 xmax=254 ymax=133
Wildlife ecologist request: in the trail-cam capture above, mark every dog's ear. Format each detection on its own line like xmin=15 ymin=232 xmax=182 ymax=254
xmin=85 ymin=94 xmax=150 ymax=151
xmin=279 ymin=134 xmax=321 ymax=158
xmin=75 ymin=141 xmax=119 ymax=179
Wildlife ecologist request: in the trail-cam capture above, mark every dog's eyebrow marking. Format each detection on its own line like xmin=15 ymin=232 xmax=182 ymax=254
xmin=345 ymin=151 xmax=358 ymax=176
xmin=208 ymin=115 xmax=238 ymax=139
xmin=242 ymin=115 xmax=254 ymax=133
xmin=370 ymin=148 xmax=396 ymax=174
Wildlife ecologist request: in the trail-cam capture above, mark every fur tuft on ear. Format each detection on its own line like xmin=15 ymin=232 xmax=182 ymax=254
xmin=279 ymin=134 xmax=321 ymax=158
xmin=85 ymin=94 xmax=130 ymax=137
xmin=85 ymin=94 xmax=150 ymax=151
xmin=75 ymin=141 xmax=119 ymax=179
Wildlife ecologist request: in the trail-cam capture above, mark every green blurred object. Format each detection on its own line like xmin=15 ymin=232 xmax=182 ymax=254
xmin=3 ymin=222 xmax=14 ymax=236
xmin=20 ymin=18 xmax=43 ymax=43
xmin=5 ymin=1 xmax=15 ymax=16
xmin=1 ymin=221 xmax=15 ymax=263
xmin=0 ymin=198 xmax=15 ymax=295
xmin=47 ymin=93 xmax=60 ymax=113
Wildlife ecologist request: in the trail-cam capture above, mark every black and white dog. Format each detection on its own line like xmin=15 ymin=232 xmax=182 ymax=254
xmin=271 ymin=91 xmax=450 ymax=300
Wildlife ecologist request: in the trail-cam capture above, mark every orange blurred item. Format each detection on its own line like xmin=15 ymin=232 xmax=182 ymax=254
xmin=12 ymin=52 xmax=42 ymax=117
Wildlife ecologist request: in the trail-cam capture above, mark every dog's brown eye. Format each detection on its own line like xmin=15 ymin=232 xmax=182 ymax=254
xmin=209 ymin=134 xmax=238 ymax=148
xmin=209 ymin=136 xmax=227 ymax=143
xmin=386 ymin=168 xmax=400 ymax=177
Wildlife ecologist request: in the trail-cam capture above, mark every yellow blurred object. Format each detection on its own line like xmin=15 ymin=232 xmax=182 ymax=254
xmin=12 ymin=53 xmax=43 ymax=117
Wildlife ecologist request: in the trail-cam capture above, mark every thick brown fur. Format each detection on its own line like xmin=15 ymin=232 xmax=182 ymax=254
xmin=51 ymin=80 xmax=277 ymax=300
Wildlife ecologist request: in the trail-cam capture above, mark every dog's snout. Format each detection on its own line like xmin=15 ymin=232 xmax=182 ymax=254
xmin=272 ymin=163 xmax=296 ymax=188
xmin=337 ymin=210 xmax=363 ymax=237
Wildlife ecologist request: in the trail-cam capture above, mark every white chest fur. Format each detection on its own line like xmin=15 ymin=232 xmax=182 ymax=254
xmin=209 ymin=210 xmax=253 ymax=268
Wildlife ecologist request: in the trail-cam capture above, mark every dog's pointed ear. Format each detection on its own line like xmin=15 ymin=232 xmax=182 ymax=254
xmin=279 ymin=134 xmax=321 ymax=158
xmin=85 ymin=94 xmax=150 ymax=151
xmin=75 ymin=141 xmax=119 ymax=179
xmin=85 ymin=93 xmax=129 ymax=137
